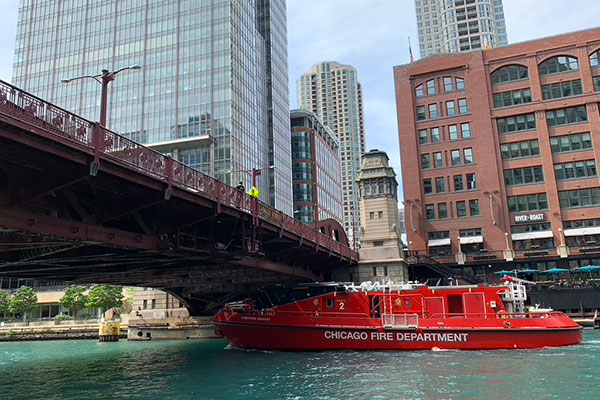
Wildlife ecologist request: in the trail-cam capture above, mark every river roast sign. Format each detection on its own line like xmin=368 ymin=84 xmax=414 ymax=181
xmin=514 ymin=213 xmax=546 ymax=224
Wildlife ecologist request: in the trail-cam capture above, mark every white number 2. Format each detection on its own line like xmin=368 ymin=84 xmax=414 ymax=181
xmin=339 ymin=302 xmax=345 ymax=310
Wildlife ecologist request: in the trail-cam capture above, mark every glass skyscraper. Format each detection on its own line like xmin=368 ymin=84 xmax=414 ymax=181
xmin=12 ymin=0 xmax=292 ymax=214
xmin=297 ymin=62 xmax=365 ymax=249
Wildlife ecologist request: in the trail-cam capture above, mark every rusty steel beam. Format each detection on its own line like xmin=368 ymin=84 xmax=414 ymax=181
xmin=0 ymin=206 xmax=160 ymax=250
xmin=234 ymin=256 xmax=321 ymax=281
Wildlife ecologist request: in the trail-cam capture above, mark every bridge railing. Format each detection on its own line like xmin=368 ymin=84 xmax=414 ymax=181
xmin=0 ymin=80 xmax=93 ymax=146
xmin=0 ymin=79 xmax=358 ymax=262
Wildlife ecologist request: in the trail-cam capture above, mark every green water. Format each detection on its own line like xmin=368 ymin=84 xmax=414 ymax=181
xmin=0 ymin=330 xmax=599 ymax=399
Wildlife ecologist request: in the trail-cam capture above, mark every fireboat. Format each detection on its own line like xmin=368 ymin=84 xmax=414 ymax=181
xmin=213 ymin=276 xmax=582 ymax=350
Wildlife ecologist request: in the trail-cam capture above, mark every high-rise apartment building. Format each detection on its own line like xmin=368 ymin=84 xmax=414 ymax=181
xmin=12 ymin=0 xmax=292 ymax=214
xmin=415 ymin=0 xmax=508 ymax=58
xmin=297 ymin=62 xmax=365 ymax=248
xmin=290 ymin=109 xmax=343 ymax=225
xmin=394 ymin=27 xmax=600 ymax=282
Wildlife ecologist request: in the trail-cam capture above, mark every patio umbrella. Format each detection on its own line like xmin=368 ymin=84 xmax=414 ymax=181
xmin=518 ymin=269 xmax=539 ymax=274
xmin=494 ymin=270 xmax=516 ymax=276
xmin=575 ymin=265 xmax=600 ymax=273
xmin=540 ymin=268 xmax=569 ymax=274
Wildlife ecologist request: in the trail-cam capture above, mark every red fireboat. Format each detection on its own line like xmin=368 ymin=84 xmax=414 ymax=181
xmin=213 ymin=276 xmax=582 ymax=351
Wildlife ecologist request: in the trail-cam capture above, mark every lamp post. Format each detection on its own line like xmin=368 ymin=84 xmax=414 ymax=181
xmin=61 ymin=65 xmax=141 ymax=127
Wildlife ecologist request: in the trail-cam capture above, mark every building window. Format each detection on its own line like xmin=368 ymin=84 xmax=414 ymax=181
xmin=564 ymin=219 xmax=600 ymax=229
xmin=444 ymin=77 xmax=454 ymax=92
xmin=456 ymin=77 xmax=465 ymax=90
xmin=491 ymin=65 xmax=528 ymax=85
xmin=513 ymin=237 xmax=555 ymax=251
xmin=550 ymin=132 xmax=592 ymax=153
xmin=493 ymin=88 xmax=533 ymax=108
xmin=501 ymin=140 xmax=540 ymax=160
xmin=449 ymin=125 xmax=459 ymax=140
xmin=451 ymin=150 xmax=461 ymax=166
xmin=454 ymin=175 xmax=464 ymax=191
xmin=546 ymin=106 xmax=588 ymax=127
xmin=426 ymin=204 xmax=435 ymax=220
xmin=423 ymin=178 xmax=433 ymax=194
xmin=373 ymin=241 xmax=384 ymax=247
xmin=373 ymin=266 xmax=379 ymax=277
xmin=437 ymin=203 xmax=448 ymax=219
xmin=469 ymin=199 xmax=480 ymax=216
xmin=497 ymin=113 xmax=536 ymax=134
xmin=458 ymin=99 xmax=468 ymax=114
xmin=460 ymin=123 xmax=471 ymax=139
xmin=542 ymin=80 xmax=583 ymax=100
xmin=378 ymin=211 xmax=384 ymax=218
xmin=421 ymin=154 xmax=431 ymax=169
xmin=463 ymin=148 xmax=474 ymax=164
xmin=507 ymin=193 xmax=548 ymax=213
xmin=152 ymin=299 xmax=156 ymax=309
xmin=433 ymin=152 xmax=444 ymax=168
xmin=456 ymin=201 xmax=467 ymax=217
xmin=594 ymin=77 xmax=600 ymax=92
xmin=504 ymin=166 xmax=544 ymax=186
xmin=431 ymin=127 xmax=441 ymax=143
xmin=466 ymin=173 xmax=477 ymax=190
xmin=554 ymin=160 xmax=597 ymax=181
xmin=419 ymin=129 xmax=429 ymax=144
xmin=591 ymin=50 xmax=600 ymax=67
xmin=415 ymin=84 xmax=425 ymax=97
xmin=559 ymin=188 xmax=600 ymax=209
xmin=446 ymin=101 xmax=456 ymax=116
xmin=429 ymin=104 xmax=439 ymax=119
xmin=538 ymin=56 xmax=579 ymax=76
xmin=435 ymin=177 xmax=446 ymax=193
xmin=427 ymin=79 xmax=436 ymax=95
xmin=417 ymin=106 xmax=426 ymax=121
xmin=143 ymin=300 xmax=148 ymax=309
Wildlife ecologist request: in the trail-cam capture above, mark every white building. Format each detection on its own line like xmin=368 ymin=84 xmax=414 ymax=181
xmin=415 ymin=0 xmax=508 ymax=58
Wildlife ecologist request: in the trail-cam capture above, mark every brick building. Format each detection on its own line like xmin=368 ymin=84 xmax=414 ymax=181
xmin=394 ymin=28 xmax=600 ymax=281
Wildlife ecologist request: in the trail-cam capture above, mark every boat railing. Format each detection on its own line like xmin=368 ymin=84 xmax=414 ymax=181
xmin=427 ymin=311 xmax=566 ymax=319
xmin=382 ymin=313 xmax=419 ymax=329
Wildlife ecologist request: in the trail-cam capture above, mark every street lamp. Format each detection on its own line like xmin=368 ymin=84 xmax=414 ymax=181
xmin=61 ymin=65 xmax=141 ymax=127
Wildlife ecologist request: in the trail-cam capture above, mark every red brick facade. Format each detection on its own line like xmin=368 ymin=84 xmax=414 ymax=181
xmin=394 ymin=28 xmax=600 ymax=276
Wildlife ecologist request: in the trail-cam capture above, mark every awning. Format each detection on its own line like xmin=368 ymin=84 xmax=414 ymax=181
xmin=460 ymin=235 xmax=483 ymax=244
xmin=564 ymin=226 xmax=600 ymax=237
xmin=428 ymin=238 xmax=451 ymax=247
xmin=511 ymin=230 xmax=554 ymax=241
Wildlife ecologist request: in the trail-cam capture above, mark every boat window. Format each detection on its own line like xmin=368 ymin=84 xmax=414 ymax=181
xmin=370 ymin=296 xmax=381 ymax=319
xmin=326 ymin=298 xmax=334 ymax=308
xmin=447 ymin=295 xmax=464 ymax=315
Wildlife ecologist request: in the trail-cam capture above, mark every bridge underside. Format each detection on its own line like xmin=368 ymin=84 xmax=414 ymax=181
xmin=0 ymin=101 xmax=357 ymax=315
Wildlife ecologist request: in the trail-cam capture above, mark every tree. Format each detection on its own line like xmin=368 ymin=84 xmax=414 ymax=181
xmin=59 ymin=286 xmax=88 ymax=318
xmin=85 ymin=285 xmax=124 ymax=315
xmin=8 ymin=286 xmax=38 ymax=321
xmin=0 ymin=290 xmax=10 ymax=318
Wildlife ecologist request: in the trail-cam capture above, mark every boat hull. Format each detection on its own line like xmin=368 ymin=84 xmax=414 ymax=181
xmin=214 ymin=322 xmax=583 ymax=351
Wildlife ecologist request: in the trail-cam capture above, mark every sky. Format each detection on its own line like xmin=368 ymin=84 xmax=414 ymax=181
xmin=1 ymin=0 xmax=599 ymax=199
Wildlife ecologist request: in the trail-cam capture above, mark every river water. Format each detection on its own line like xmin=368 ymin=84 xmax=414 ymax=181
xmin=0 ymin=330 xmax=598 ymax=399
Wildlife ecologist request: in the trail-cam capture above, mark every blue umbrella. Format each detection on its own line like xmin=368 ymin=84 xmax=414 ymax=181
xmin=540 ymin=268 xmax=569 ymax=274
xmin=518 ymin=269 xmax=539 ymax=274
xmin=494 ymin=270 xmax=516 ymax=276
xmin=574 ymin=265 xmax=600 ymax=273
